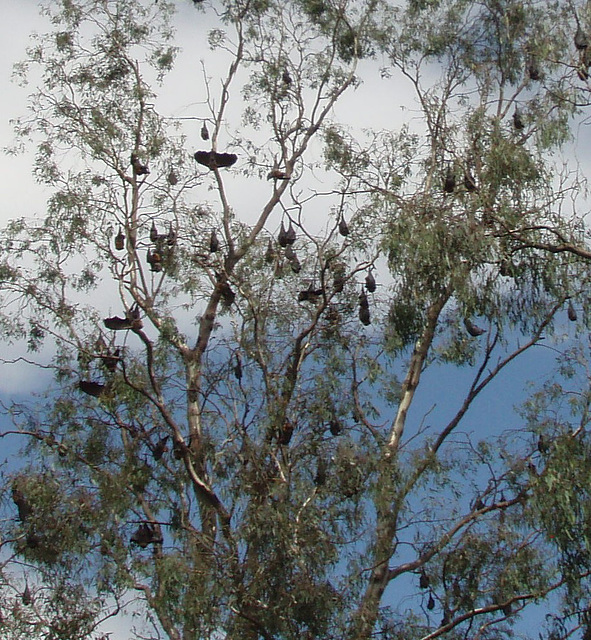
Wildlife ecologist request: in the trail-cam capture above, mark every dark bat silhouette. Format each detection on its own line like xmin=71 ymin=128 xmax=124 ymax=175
xmin=265 ymin=239 xmax=276 ymax=263
xmin=329 ymin=418 xmax=342 ymax=436
xmin=150 ymin=221 xmax=159 ymax=243
xmin=152 ymin=436 xmax=169 ymax=461
xmin=131 ymin=523 xmax=163 ymax=548
xmin=104 ymin=307 xmax=143 ymax=331
xmin=12 ymin=485 xmax=32 ymax=522
xmin=338 ymin=218 xmax=349 ymax=237
xmin=444 ymin=167 xmax=456 ymax=193
xmin=464 ymin=317 xmax=485 ymax=337
xmin=513 ymin=108 xmax=525 ymax=130
xmin=278 ymin=222 xmax=288 ymax=248
xmin=464 ymin=169 xmax=477 ymax=192
xmin=194 ymin=150 xmax=237 ymax=170
xmin=365 ymin=271 xmax=376 ymax=293
xmin=131 ymin=153 xmax=149 ymax=176
xmin=359 ymin=289 xmax=369 ymax=309
xmin=78 ymin=380 xmax=106 ymax=397
xmin=209 ymin=230 xmax=220 ymax=253
xmin=285 ymin=221 xmax=296 ymax=245
xmin=114 ymin=227 xmax=125 ymax=251
xmin=298 ymin=287 xmax=324 ymax=303
xmin=419 ymin=571 xmax=429 ymax=589
xmin=101 ymin=348 xmax=121 ymax=372
xmin=575 ymin=24 xmax=589 ymax=50
xmin=359 ymin=306 xmax=371 ymax=326
xmin=233 ymin=353 xmax=242 ymax=381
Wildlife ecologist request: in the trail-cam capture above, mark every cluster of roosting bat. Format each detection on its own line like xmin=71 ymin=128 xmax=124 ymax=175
xmin=13 ymin=477 xmax=163 ymax=556
xmin=78 ymin=335 xmax=123 ymax=398
xmin=441 ymin=19 xmax=591 ymax=199
xmin=114 ymin=220 xmax=176 ymax=274
xmin=11 ymin=480 xmax=62 ymax=572
xmin=77 ymin=304 xmax=146 ymax=398
xmin=261 ymin=212 xmax=377 ymax=326
xmin=147 ymin=220 xmax=177 ymax=273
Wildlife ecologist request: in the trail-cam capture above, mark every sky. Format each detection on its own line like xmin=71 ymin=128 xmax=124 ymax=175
xmin=1 ymin=0 xmax=591 ymax=639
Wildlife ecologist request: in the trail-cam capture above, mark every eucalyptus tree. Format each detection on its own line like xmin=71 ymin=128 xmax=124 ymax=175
xmin=2 ymin=0 xmax=591 ymax=639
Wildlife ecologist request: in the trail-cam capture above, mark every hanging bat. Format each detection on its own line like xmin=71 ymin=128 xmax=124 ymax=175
xmin=282 ymin=68 xmax=292 ymax=85
xmin=314 ymin=459 xmax=327 ymax=486
xmin=152 ymin=436 xmax=169 ymax=461
xmin=329 ymin=418 xmax=342 ymax=436
xmin=359 ymin=306 xmax=371 ymax=326
xmin=285 ymin=220 xmax=296 ymax=245
xmin=575 ymin=23 xmax=589 ymax=51
xmin=130 ymin=523 xmax=163 ymax=548
xmin=419 ymin=571 xmax=430 ymax=589
xmin=513 ymin=108 xmax=525 ymax=130
xmin=233 ymin=353 xmax=242 ymax=381
xmin=333 ymin=273 xmax=345 ymax=293
xmin=365 ymin=271 xmax=376 ymax=293
xmin=22 ymin=584 xmax=32 ymax=606
xmin=201 ymin=122 xmax=210 ymax=141
xmin=101 ymin=348 xmax=121 ymax=372
xmin=209 ymin=230 xmax=220 ymax=253
xmin=219 ymin=282 xmax=236 ymax=306
xmin=538 ymin=434 xmax=549 ymax=453
xmin=265 ymin=238 xmax=276 ymax=263
xmin=172 ymin=439 xmax=185 ymax=460
xmin=277 ymin=419 xmax=294 ymax=445
xmin=338 ymin=217 xmax=349 ymax=237
xmin=130 ymin=153 xmax=150 ymax=176
xmin=147 ymin=249 xmax=163 ymax=273
xmin=278 ymin=221 xmax=288 ymax=248
xmin=26 ymin=533 xmax=41 ymax=549
xmin=147 ymin=249 xmax=162 ymax=266
xmin=114 ymin=227 xmax=125 ymax=251
xmin=359 ymin=289 xmax=369 ymax=309
xmin=464 ymin=317 xmax=485 ymax=337
xmin=150 ymin=221 xmax=159 ymax=243
xmin=528 ymin=61 xmax=540 ymax=80
xmin=444 ymin=167 xmax=456 ymax=193
xmin=12 ymin=484 xmax=32 ymax=522
xmin=194 ymin=150 xmax=238 ymax=170
xmin=167 ymin=170 xmax=178 ymax=186
xmin=464 ymin=168 xmax=477 ymax=192
xmin=167 ymin=223 xmax=177 ymax=246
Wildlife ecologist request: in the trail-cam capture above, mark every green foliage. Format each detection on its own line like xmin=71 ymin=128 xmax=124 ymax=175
xmin=2 ymin=0 xmax=591 ymax=639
